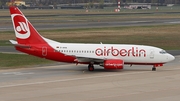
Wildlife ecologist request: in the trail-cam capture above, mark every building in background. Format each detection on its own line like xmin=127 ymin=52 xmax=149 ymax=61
xmin=6 ymin=0 xmax=29 ymax=7
xmin=1 ymin=0 xmax=180 ymax=9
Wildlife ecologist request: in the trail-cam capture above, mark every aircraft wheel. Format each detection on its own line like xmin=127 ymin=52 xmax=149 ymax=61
xmin=152 ymin=67 xmax=156 ymax=71
xmin=88 ymin=64 xmax=94 ymax=71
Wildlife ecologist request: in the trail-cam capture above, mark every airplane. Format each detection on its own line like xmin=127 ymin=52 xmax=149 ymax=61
xmin=9 ymin=6 xmax=175 ymax=71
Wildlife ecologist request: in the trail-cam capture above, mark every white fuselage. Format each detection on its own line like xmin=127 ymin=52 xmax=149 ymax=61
xmin=46 ymin=38 xmax=174 ymax=64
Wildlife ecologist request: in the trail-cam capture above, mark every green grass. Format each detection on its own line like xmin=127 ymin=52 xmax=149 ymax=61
xmin=1 ymin=24 xmax=180 ymax=49
xmin=0 ymin=40 xmax=12 ymax=46
xmin=0 ymin=53 xmax=54 ymax=69
xmin=38 ymin=24 xmax=180 ymax=50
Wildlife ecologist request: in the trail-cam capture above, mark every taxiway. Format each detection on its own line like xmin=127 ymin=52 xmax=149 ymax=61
xmin=0 ymin=56 xmax=180 ymax=101
xmin=1 ymin=18 xmax=180 ymax=31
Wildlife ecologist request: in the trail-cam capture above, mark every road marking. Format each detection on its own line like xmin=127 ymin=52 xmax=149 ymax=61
xmin=2 ymin=72 xmax=34 ymax=76
xmin=0 ymin=71 xmax=150 ymax=88
xmin=128 ymin=21 xmax=151 ymax=23
xmin=164 ymin=68 xmax=180 ymax=71
xmin=166 ymin=21 xmax=180 ymax=24
xmin=0 ymin=52 xmax=23 ymax=54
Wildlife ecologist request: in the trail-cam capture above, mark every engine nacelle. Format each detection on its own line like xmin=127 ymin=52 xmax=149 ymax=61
xmin=103 ymin=59 xmax=124 ymax=69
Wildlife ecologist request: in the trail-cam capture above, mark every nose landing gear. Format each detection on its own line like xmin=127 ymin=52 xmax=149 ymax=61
xmin=152 ymin=64 xmax=163 ymax=71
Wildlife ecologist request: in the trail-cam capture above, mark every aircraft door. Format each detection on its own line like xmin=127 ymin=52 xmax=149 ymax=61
xmin=150 ymin=49 xmax=154 ymax=59
xmin=42 ymin=47 xmax=47 ymax=56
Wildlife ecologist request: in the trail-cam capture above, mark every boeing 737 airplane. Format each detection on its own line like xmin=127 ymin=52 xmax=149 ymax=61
xmin=9 ymin=6 xmax=174 ymax=71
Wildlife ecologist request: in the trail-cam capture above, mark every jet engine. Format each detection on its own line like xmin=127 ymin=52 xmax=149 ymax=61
xmin=103 ymin=59 xmax=124 ymax=69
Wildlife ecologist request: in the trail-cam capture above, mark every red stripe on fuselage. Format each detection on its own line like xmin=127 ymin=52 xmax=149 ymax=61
xmin=15 ymin=44 xmax=76 ymax=63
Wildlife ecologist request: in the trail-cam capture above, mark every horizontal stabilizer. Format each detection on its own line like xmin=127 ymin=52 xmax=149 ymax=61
xmin=9 ymin=40 xmax=31 ymax=48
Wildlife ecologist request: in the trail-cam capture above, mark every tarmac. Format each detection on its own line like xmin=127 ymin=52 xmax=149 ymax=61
xmin=0 ymin=56 xmax=179 ymax=101
xmin=1 ymin=18 xmax=180 ymax=31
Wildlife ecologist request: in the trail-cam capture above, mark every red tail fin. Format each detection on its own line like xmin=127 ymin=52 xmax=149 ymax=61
xmin=10 ymin=6 xmax=46 ymax=44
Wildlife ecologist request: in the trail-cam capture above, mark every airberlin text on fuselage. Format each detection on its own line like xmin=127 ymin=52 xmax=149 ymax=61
xmin=95 ymin=47 xmax=146 ymax=57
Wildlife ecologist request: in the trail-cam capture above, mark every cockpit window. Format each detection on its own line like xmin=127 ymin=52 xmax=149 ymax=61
xmin=159 ymin=50 xmax=167 ymax=54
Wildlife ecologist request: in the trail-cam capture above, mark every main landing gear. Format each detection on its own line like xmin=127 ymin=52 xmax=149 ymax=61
xmin=88 ymin=64 xmax=94 ymax=71
xmin=152 ymin=65 xmax=156 ymax=71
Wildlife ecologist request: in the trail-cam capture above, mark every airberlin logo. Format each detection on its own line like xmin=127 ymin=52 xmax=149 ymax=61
xmin=95 ymin=47 xmax=146 ymax=57
xmin=16 ymin=22 xmax=28 ymax=33
xmin=12 ymin=14 xmax=30 ymax=39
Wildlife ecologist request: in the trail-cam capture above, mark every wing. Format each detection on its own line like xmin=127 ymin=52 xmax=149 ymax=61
xmin=75 ymin=55 xmax=104 ymax=63
xmin=73 ymin=55 xmax=119 ymax=63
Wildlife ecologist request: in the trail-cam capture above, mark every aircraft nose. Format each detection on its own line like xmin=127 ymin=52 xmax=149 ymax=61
xmin=168 ymin=54 xmax=175 ymax=62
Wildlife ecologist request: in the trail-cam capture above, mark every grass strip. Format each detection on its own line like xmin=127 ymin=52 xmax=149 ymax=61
xmin=0 ymin=53 xmax=54 ymax=69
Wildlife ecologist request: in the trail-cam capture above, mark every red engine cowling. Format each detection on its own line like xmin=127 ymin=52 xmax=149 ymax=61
xmin=104 ymin=59 xmax=124 ymax=69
